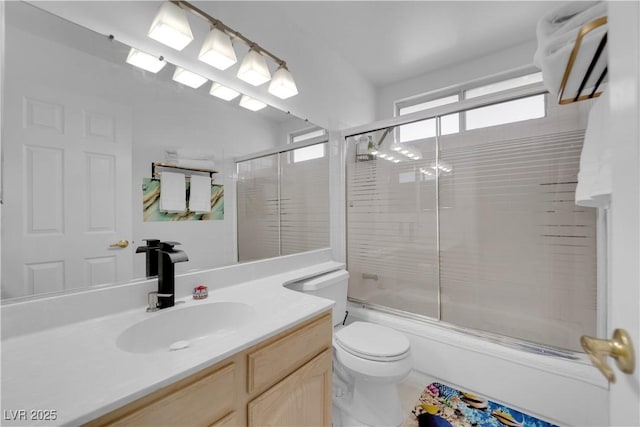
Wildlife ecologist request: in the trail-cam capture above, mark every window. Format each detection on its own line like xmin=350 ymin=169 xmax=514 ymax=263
xmin=396 ymin=72 xmax=545 ymax=141
xmin=290 ymin=127 xmax=327 ymax=144
xmin=464 ymin=72 xmax=543 ymax=99
xmin=398 ymin=94 xmax=459 ymax=142
xmin=293 ymin=144 xmax=325 ymax=163
xmin=289 ymin=127 xmax=328 ymax=162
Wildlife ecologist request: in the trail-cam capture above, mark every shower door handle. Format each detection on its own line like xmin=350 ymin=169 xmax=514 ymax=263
xmin=580 ymin=329 xmax=635 ymax=383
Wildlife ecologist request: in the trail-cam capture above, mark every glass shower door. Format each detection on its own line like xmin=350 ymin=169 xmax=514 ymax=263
xmin=346 ymin=126 xmax=439 ymax=318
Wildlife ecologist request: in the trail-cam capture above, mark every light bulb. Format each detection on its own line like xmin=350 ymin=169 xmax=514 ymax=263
xmin=237 ymin=49 xmax=271 ymax=86
xmin=125 ymin=48 xmax=166 ymax=73
xmin=268 ymin=66 xmax=298 ymax=99
xmin=209 ymin=82 xmax=240 ymax=101
xmin=199 ymin=27 xmax=237 ymax=70
xmin=147 ymin=2 xmax=194 ymax=51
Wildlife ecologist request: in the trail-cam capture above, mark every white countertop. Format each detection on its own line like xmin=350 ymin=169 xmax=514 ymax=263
xmin=1 ymin=263 xmax=339 ymax=426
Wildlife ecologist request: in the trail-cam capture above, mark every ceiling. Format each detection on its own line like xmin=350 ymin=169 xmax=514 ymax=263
xmin=197 ymin=1 xmax=561 ymax=88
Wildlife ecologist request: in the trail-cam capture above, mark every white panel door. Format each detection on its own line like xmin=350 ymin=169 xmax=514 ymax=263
xmin=2 ymin=83 xmax=132 ymax=299
xmin=607 ymin=2 xmax=640 ymax=425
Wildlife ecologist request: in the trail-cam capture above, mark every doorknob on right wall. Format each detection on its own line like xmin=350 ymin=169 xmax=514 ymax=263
xmin=580 ymin=328 xmax=635 ymax=383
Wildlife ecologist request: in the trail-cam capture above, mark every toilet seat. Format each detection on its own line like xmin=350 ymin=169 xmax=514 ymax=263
xmin=335 ymin=321 xmax=410 ymax=362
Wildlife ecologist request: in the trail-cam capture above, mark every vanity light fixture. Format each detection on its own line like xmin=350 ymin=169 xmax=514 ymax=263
xmin=148 ymin=1 xmax=298 ymax=97
xmin=237 ymin=47 xmax=271 ymax=86
xmin=268 ymin=66 xmax=298 ymax=99
xmin=172 ymin=66 xmax=208 ymax=88
xmin=148 ymin=2 xmax=194 ymax=51
xmin=198 ymin=27 xmax=237 ymax=70
xmin=209 ymin=82 xmax=240 ymax=101
xmin=126 ymin=47 xmax=167 ymax=73
xmin=239 ymin=95 xmax=267 ymax=111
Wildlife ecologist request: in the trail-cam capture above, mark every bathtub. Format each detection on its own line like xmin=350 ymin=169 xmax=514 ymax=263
xmin=346 ymin=301 xmax=609 ymax=426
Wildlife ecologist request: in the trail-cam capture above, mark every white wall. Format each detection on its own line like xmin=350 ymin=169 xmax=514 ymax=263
xmin=375 ymin=40 xmax=538 ymax=120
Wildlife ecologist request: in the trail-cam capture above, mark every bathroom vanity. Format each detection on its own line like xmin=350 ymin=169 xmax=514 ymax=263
xmin=1 ymin=258 xmax=340 ymax=426
xmin=86 ymin=312 xmax=332 ymax=426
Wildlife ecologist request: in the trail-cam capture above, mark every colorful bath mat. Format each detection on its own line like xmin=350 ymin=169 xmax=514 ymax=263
xmin=403 ymin=382 xmax=557 ymax=427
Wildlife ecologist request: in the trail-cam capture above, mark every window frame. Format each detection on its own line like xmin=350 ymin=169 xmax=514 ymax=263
xmin=394 ymin=69 xmax=545 ymax=141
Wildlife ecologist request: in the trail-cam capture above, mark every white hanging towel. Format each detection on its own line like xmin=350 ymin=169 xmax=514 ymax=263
xmin=159 ymin=171 xmax=186 ymax=213
xmin=533 ymin=1 xmax=607 ymax=98
xmin=575 ymin=95 xmax=611 ymax=207
xmin=188 ymin=174 xmax=212 ymax=214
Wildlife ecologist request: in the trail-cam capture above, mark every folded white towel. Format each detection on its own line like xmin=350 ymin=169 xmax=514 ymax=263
xmin=165 ymin=148 xmax=216 ymax=161
xmin=575 ymin=95 xmax=611 ymax=207
xmin=534 ymin=1 xmax=607 ymax=98
xmin=188 ymin=174 xmax=211 ymax=214
xmin=535 ymin=1 xmax=603 ymax=43
xmin=159 ymin=172 xmax=186 ymax=213
xmin=176 ymin=159 xmax=216 ymax=170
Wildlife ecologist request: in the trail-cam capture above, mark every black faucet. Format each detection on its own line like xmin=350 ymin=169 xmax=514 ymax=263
xmin=156 ymin=241 xmax=189 ymax=309
xmin=135 ymin=239 xmax=161 ymax=278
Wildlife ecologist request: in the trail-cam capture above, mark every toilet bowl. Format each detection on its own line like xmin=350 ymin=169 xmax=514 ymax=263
xmin=285 ymin=270 xmax=412 ymax=427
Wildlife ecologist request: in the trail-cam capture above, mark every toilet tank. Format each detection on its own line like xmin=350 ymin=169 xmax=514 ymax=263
xmin=286 ymin=270 xmax=349 ymax=326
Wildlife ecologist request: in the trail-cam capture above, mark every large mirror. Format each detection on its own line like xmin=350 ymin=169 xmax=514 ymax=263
xmin=1 ymin=2 xmax=328 ymax=301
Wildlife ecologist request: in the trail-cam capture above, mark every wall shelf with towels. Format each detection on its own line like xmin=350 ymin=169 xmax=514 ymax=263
xmin=558 ymin=16 xmax=608 ymax=105
xmin=141 ymin=162 xmax=223 ymax=222
xmin=151 ymin=162 xmax=219 ymax=183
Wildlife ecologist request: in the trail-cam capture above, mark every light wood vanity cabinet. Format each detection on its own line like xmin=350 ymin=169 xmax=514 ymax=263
xmin=85 ymin=311 xmax=332 ymax=427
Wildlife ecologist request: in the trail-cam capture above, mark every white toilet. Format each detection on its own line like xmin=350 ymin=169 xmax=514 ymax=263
xmin=287 ymin=270 xmax=412 ymax=427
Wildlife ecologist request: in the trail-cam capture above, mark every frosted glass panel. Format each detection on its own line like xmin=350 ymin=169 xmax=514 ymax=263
xmin=438 ymin=129 xmax=596 ymax=351
xmin=346 ymin=102 xmax=597 ymax=352
xmin=346 ymin=126 xmax=439 ymax=317
xmin=237 ymin=142 xmax=330 ymax=262
xmin=280 ymin=143 xmax=330 ymax=255
xmin=237 ymin=155 xmax=280 ymax=262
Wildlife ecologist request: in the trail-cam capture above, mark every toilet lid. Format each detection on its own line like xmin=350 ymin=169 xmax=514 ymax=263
xmin=335 ymin=321 xmax=410 ymax=361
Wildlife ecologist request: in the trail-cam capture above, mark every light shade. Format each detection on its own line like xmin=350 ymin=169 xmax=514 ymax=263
xmin=239 ymin=95 xmax=267 ymax=111
xmin=268 ymin=66 xmax=298 ymax=99
xmin=198 ymin=27 xmax=237 ymax=70
xmin=209 ymin=82 xmax=240 ymax=101
xmin=172 ymin=67 xmax=208 ymax=88
xmin=148 ymin=2 xmax=194 ymax=51
xmin=125 ymin=48 xmax=166 ymax=73
xmin=237 ymin=49 xmax=271 ymax=86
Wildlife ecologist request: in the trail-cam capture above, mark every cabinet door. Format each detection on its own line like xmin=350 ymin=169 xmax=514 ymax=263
xmin=248 ymin=349 xmax=332 ymax=427
xmin=247 ymin=312 xmax=332 ymax=394
xmin=103 ymin=363 xmax=236 ymax=427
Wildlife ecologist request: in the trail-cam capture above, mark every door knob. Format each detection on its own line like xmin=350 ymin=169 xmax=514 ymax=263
xmin=580 ymin=328 xmax=635 ymax=383
xmin=109 ymin=240 xmax=129 ymax=249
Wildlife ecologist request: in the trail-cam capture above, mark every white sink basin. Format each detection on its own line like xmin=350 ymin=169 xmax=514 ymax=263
xmin=116 ymin=302 xmax=255 ymax=354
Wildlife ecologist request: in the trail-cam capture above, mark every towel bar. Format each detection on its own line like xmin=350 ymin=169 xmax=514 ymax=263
xmin=151 ymin=162 xmax=218 ymax=183
xmin=558 ymin=16 xmax=608 ymax=105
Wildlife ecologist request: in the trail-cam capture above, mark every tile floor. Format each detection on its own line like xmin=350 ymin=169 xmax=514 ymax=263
xmin=397 ymin=370 xmax=436 ymax=422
